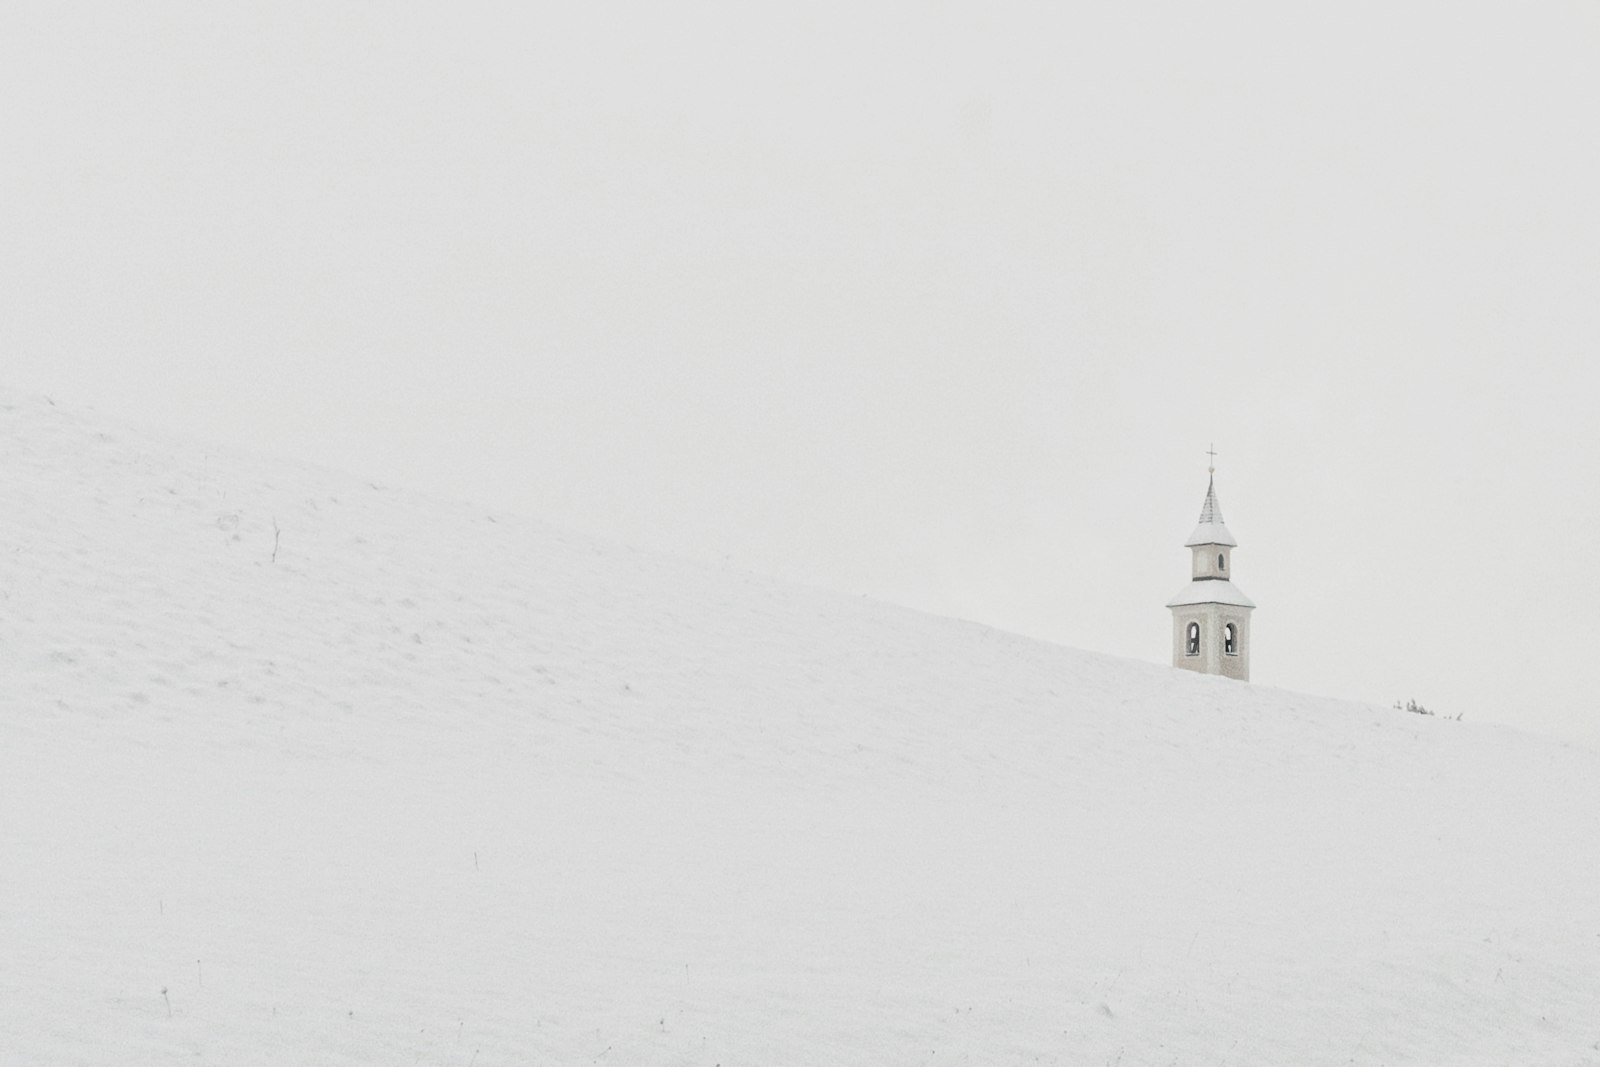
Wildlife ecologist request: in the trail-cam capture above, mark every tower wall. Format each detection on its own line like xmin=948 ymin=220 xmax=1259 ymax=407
xmin=1170 ymin=603 xmax=1252 ymax=680
xmin=1191 ymin=545 xmax=1233 ymax=580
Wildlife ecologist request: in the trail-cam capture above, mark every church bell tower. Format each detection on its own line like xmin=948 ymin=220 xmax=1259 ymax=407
xmin=1167 ymin=452 xmax=1255 ymax=680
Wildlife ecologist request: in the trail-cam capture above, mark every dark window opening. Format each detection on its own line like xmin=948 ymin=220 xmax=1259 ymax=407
xmin=1224 ymin=623 xmax=1238 ymax=656
xmin=1185 ymin=622 xmax=1200 ymax=656
xmin=1218 ymin=553 xmax=1226 ymax=571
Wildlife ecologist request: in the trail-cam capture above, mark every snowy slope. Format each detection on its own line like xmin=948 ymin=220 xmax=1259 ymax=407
xmin=2 ymin=391 xmax=1598 ymax=1066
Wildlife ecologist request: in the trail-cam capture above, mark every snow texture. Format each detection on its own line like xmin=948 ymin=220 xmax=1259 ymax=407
xmin=2 ymin=391 xmax=1599 ymax=1065
xmin=1183 ymin=521 xmax=1237 ymax=549
xmin=1165 ymin=579 xmax=1258 ymax=609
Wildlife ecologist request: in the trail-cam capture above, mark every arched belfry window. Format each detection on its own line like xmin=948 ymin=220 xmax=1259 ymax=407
xmin=1185 ymin=622 xmax=1200 ymax=656
xmin=1224 ymin=623 xmax=1238 ymax=656
xmin=1218 ymin=553 xmax=1226 ymax=571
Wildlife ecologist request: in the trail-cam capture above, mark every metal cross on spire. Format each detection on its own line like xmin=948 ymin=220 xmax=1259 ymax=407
xmin=1206 ymin=443 xmax=1217 ymax=475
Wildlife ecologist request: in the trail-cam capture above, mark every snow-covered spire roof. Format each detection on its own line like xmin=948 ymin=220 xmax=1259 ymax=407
xmin=1166 ymin=577 xmax=1255 ymax=608
xmin=1184 ymin=472 xmax=1237 ymax=547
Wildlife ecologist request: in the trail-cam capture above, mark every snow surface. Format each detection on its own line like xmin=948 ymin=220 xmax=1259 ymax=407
xmin=1183 ymin=521 xmax=1238 ymax=549
xmin=3 ymin=391 xmax=1599 ymax=1065
xmin=1165 ymin=580 xmax=1257 ymax=609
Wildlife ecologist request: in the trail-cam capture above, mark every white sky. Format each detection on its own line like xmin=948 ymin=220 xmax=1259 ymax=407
xmin=4 ymin=2 xmax=1597 ymax=747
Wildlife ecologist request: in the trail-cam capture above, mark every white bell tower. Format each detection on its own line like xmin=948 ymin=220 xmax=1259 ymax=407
xmin=1167 ymin=450 xmax=1255 ymax=680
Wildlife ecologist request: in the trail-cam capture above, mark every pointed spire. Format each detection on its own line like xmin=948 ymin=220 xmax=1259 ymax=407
xmin=1184 ymin=449 xmax=1237 ymax=547
xmin=1197 ymin=474 xmax=1225 ymax=526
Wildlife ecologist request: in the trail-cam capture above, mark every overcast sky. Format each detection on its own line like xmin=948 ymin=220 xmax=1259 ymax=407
xmin=5 ymin=2 xmax=1598 ymax=747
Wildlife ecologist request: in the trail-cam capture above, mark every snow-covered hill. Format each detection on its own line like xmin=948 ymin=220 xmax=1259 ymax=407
xmin=2 ymin=391 xmax=1597 ymax=1065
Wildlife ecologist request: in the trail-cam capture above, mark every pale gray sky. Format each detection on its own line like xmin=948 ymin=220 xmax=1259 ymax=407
xmin=5 ymin=2 xmax=1597 ymax=746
